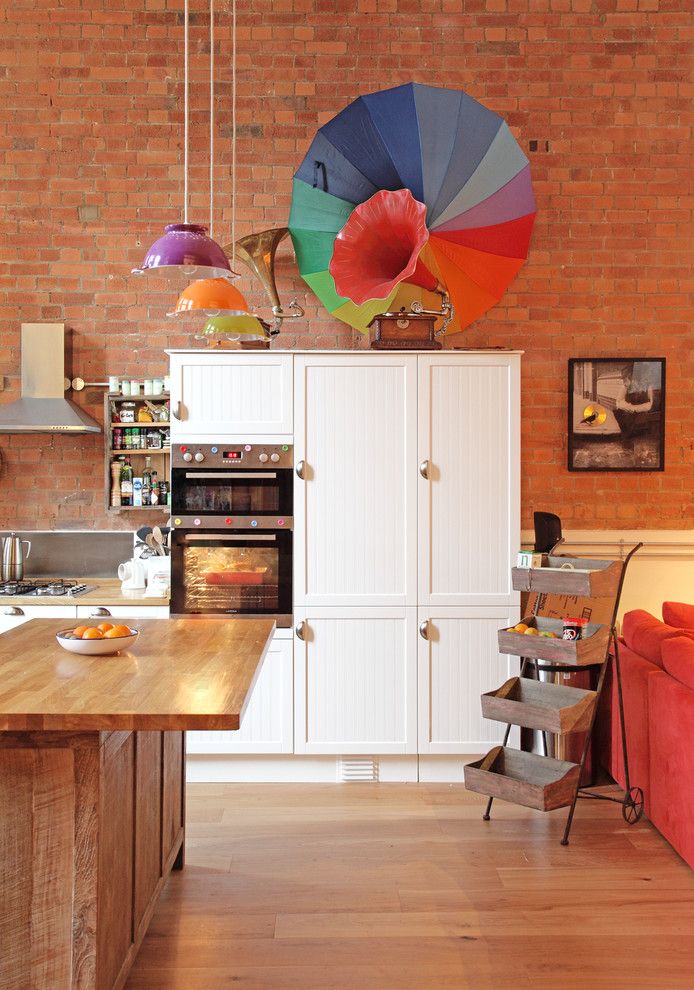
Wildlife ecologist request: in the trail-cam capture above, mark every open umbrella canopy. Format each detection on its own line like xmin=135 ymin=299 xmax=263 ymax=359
xmin=289 ymin=83 xmax=536 ymax=334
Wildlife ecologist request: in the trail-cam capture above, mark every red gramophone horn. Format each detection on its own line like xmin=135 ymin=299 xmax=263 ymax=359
xmin=329 ymin=188 xmax=438 ymax=305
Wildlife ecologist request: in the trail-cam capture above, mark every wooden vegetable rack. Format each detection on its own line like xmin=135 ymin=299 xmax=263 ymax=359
xmin=464 ymin=543 xmax=643 ymax=844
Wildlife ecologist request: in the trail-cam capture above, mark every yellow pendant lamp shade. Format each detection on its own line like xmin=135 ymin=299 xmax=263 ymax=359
xmin=168 ymin=278 xmax=250 ymax=318
xmin=202 ymin=315 xmax=268 ymax=339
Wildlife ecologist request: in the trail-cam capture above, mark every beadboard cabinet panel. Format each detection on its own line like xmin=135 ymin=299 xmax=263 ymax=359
xmin=186 ymin=637 xmax=293 ymax=754
xmin=294 ymin=355 xmax=417 ymax=608
xmin=169 ymin=352 xmax=293 ymax=438
xmin=293 ymin=609 xmax=417 ymax=755
xmin=417 ymin=608 xmax=519 ymax=754
xmin=418 ymin=354 xmax=520 ymax=608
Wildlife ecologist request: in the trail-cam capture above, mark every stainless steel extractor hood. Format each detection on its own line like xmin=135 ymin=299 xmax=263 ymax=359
xmin=0 ymin=323 xmax=101 ymax=434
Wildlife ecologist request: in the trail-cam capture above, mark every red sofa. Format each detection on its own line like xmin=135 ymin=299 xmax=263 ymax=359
xmin=597 ymin=603 xmax=694 ymax=869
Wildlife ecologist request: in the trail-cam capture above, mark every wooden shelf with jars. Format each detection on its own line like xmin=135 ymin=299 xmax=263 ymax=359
xmin=104 ymin=393 xmax=171 ymax=513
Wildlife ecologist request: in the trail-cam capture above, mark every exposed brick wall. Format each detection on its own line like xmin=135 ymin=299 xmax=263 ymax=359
xmin=0 ymin=0 xmax=691 ymax=531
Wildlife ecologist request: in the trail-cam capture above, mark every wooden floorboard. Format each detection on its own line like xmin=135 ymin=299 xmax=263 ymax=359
xmin=124 ymin=782 xmax=694 ymax=990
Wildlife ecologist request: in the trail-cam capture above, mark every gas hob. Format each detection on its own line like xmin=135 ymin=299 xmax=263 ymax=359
xmin=0 ymin=579 xmax=96 ymax=598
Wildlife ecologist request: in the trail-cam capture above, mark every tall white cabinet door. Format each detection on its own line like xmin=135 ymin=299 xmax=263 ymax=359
xmin=294 ymin=609 xmax=417 ymax=755
xmin=417 ymin=608 xmax=518 ymax=754
xmin=168 ymin=352 xmax=293 ymax=439
xmin=294 ymin=355 xmax=417 ymax=607
xmin=418 ymin=354 xmax=520 ymax=608
xmin=186 ymin=636 xmax=293 ymax=754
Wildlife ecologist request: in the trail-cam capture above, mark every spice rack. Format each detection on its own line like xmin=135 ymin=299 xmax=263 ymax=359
xmin=104 ymin=393 xmax=170 ymax=513
xmin=464 ymin=544 xmax=643 ymax=844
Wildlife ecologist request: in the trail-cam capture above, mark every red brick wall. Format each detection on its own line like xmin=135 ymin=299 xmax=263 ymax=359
xmin=0 ymin=0 xmax=691 ymax=531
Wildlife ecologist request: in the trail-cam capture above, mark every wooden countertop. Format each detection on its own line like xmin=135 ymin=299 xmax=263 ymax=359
xmin=0 ymin=578 xmax=169 ymax=607
xmin=0 ymin=617 xmax=274 ymax=732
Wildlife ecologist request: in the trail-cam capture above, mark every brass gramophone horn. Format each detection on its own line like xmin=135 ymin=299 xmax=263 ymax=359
xmin=223 ymin=227 xmax=304 ymax=336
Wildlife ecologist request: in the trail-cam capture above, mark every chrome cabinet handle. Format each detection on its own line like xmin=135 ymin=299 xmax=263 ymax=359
xmin=295 ymin=620 xmax=306 ymax=641
xmin=89 ymin=607 xmax=111 ymax=617
xmin=419 ymin=460 xmax=430 ymax=480
xmin=171 ymin=401 xmax=183 ymax=421
xmin=295 ymin=460 xmax=306 ymax=480
xmin=3 ymin=606 xmax=24 ymax=616
xmin=419 ymin=619 xmax=430 ymax=640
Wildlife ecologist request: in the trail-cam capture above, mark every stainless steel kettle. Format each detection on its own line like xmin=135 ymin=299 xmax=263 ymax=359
xmin=2 ymin=533 xmax=32 ymax=582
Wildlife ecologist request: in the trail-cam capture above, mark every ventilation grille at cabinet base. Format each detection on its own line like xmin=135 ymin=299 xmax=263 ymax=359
xmin=338 ymin=758 xmax=380 ymax=782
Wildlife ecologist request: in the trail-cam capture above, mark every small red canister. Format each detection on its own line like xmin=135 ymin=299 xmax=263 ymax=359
xmin=562 ymin=617 xmax=587 ymax=641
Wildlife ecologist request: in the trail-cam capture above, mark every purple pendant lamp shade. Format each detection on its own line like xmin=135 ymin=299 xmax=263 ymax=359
xmin=131 ymin=223 xmax=238 ymax=279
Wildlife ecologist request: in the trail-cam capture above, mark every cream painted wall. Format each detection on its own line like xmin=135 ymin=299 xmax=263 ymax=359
xmin=520 ymin=530 xmax=694 ymax=628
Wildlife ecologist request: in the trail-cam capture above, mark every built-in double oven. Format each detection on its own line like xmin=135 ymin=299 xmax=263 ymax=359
xmin=170 ymin=443 xmax=293 ymax=625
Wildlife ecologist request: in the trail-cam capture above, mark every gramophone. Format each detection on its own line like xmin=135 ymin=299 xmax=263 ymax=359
xmin=199 ymin=227 xmax=304 ymax=348
xmin=329 ymin=188 xmax=454 ymax=350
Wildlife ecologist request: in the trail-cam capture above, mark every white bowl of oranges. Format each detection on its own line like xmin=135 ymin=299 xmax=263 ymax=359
xmin=56 ymin=622 xmax=139 ymax=656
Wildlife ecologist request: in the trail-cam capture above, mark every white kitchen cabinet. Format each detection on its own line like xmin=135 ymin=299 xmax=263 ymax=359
xmin=186 ymin=635 xmax=293 ymax=755
xmin=417 ymin=608 xmax=519 ymax=754
xmin=417 ymin=353 xmax=520 ymax=608
xmin=293 ymin=609 xmax=417 ymax=755
xmin=293 ymin=355 xmax=417 ymax=607
xmin=168 ymin=351 xmax=293 ymax=439
xmin=75 ymin=604 xmax=169 ymax=620
xmin=0 ymin=604 xmax=77 ymax=635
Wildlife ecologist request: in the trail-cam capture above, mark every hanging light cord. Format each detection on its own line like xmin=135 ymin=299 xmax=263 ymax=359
xmin=183 ymin=0 xmax=189 ymax=224
xmin=231 ymin=0 xmax=236 ymax=252
xmin=209 ymin=0 xmax=215 ymax=236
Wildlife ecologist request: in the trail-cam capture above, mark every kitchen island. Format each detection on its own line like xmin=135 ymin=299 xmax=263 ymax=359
xmin=0 ymin=617 xmax=274 ymax=990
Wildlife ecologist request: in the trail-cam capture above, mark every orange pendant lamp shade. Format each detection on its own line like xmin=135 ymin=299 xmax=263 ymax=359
xmin=329 ymin=188 xmax=438 ymax=306
xmin=168 ymin=278 xmax=250 ymax=317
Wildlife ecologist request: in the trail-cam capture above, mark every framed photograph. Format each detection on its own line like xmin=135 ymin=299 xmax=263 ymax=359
xmin=568 ymin=358 xmax=665 ymax=471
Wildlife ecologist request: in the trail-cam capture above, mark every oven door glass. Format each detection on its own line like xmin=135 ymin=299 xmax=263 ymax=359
xmin=171 ymin=530 xmax=292 ymax=619
xmin=171 ymin=469 xmax=292 ymax=517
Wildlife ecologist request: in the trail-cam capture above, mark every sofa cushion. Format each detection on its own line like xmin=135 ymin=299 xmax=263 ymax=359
xmin=662 ymin=601 xmax=694 ymax=630
xmin=621 ymin=610 xmax=679 ymax=668
xmin=661 ymin=636 xmax=694 ymax=691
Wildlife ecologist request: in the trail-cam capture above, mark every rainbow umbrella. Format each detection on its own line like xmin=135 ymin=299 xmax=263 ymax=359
xmin=289 ymin=83 xmax=536 ymax=333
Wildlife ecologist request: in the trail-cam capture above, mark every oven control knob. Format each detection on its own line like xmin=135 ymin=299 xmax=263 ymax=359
xmin=225 ymin=517 xmax=232 ymax=525
xmin=258 ymin=452 xmax=269 ymax=463
xmin=194 ymin=452 xmax=205 ymax=462
xmin=270 ymin=452 xmax=280 ymax=463
xmin=194 ymin=518 xmax=201 ymax=526
xmin=182 ymin=452 xmax=193 ymax=462
xmin=211 ymin=446 xmax=218 ymax=454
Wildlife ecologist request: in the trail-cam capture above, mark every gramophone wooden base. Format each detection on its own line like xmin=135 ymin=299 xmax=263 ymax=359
xmin=369 ymin=312 xmax=441 ymax=350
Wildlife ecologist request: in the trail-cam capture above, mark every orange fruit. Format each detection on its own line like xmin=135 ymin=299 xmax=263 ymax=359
xmin=73 ymin=625 xmax=89 ymax=638
xmin=110 ymin=624 xmax=134 ymax=638
xmin=97 ymin=622 xmax=114 ymax=633
xmin=82 ymin=627 xmax=104 ymax=640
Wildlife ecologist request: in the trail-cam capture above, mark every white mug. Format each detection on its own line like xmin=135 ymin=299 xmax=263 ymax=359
xmin=118 ymin=558 xmax=147 ymax=590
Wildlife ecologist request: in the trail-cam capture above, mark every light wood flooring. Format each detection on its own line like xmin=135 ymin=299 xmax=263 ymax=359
xmin=125 ymin=782 xmax=694 ymax=989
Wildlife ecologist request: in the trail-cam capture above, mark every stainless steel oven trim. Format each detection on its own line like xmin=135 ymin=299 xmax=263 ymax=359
xmin=169 ymin=612 xmax=292 ymax=627
xmin=173 ymin=515 xmax=293 ymax=530
xmin=180 ymin=533 xmax=277 ymax=542
xmin=183 ymin=471 xmax=280 ymax=480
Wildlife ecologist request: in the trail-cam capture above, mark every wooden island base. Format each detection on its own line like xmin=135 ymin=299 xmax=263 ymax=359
xmin=1 ymin=729 xmax=185 ymax=990
xmin=0 ymin=617 xmax=274 ymax=990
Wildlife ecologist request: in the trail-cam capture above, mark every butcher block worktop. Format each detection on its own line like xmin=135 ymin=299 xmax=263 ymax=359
xmin=0 ymin=577 xmax=169 ymax=607
xmin=0 ymin=617 xmax=274 ymax=732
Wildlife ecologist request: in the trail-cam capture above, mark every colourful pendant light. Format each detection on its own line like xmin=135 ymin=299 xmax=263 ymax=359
xmin=131 ymin=0 xmax=235 ymax=280
xmin=202 ymin=315 xmax=269 ymax=341
xmin=132 ymin=223 xmax=233 ymax=279
xmin=168 ymin=278 xmax=250 ymax=318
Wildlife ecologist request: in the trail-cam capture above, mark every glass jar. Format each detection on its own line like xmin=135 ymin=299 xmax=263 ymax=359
xmin=119 ymin=402 xmax=136 ymax=423
xmin=147 ymin=430 xmax=162 ymax=450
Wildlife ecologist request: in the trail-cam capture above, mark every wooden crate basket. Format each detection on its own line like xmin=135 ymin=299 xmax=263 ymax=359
xmin=464 ymin=746 xmax=580 ymax=812
xmin=512 ymin=557 xmax=623 ymax=598
xmin=497 ymin=616 xmax=609 ymax=666
xmin=481 ymin=676 xmax=597 ymax=734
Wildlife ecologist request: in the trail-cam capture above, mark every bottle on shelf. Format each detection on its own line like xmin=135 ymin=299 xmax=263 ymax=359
xmin=120 ymin=457 xmax=134 ymax=507
xmin=149 ymin=470 xmax=159 ymax=506
xmin=159 ymin=479 xmax=169 ymax=506
xmin=142 ymin=456 xmax=152 ymax=508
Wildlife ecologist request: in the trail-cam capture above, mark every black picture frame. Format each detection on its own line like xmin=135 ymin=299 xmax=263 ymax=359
xmin=568 ymin=358 xmax=665 ymax=472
